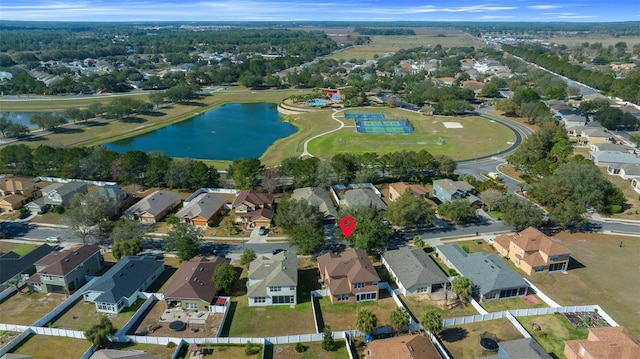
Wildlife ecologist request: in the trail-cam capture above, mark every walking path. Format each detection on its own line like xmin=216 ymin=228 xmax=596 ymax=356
xmin=300 ymin=108 xmax=346 ymax=157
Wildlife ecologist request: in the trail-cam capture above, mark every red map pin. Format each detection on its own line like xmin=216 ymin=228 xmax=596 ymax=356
xmin=339 ymin=216 xmax=356 ymax=239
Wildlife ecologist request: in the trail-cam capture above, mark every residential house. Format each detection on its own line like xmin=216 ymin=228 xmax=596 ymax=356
xmin=461 ymin=80 xmax=485 ymax=96
xmin=484 ymin=338 xmax=553 ymax=359
xmin=0 ymin=244 xmax=54 ymax=291
xmin=0 ymin=194 xmax=27 ymax=212
xmin=632 ymin=178 xmax=640 ymax=195
xmin=164 ymin=256 xmax=229 ymax=312
xmin=246 ymin=251 xmax=297 ymax=306
xmin=589 ymin=151 xmax=640 ymax=167
xmin=388 ymin=182 xmax=429 ymax=202
xmin=176 ymin=193 xmax=227 ymax=227
xmin=343 ymin=188 xmax=387 ymax=211
xmin=317 ymin=248 xmax=380 ymax=304
xmin=381 ymin=247 xmax=448 ymax=297
xmin=24 ymin=197 xmax=49 ymax=214
xmin=435 ymin=244 xmax=528 ymax=302
xmin=41 ymin=181 xmax=88 ymax=207
xmin=590 ymin=143 xmax=636 ymax=154
xmin=93 ymin=184 xmax=133 ymax=214
xmin=564 ymin=327 xmax=640 ymax=359
xmin=83 ymin=256 xmax=164 ymax=314
xmin=232 ymin=190 xmax=274 ymax=228
xmin=291 ymin=187 xmax=338 ymax=224
xmin=579 ymin=128 xmax=613 ymax=145
xmin=0 ymin=177 xmax=39 ymax=198
xmin=493 ymin=227 xmax=570 ymax=275
xmin=364 ymin=335 xmax=441 ymax=359
xmin=607 ymin=163 xmax=640 ymax=180
xmin=27 ymin=244 xmax=103 ymax=294
xmin=90 ymin=349 xmax=156 ymax=359
xmin=124 ymin=190 xmax=181 ymax=224
xmin=566 ymin=122 xmax=602 ymax=137
xmin=432 ymin=178 xmax=481 ymax=206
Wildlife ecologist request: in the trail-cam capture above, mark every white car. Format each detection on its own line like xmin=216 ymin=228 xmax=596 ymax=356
xmin=45 ymin=236 xmax=60 ymax=243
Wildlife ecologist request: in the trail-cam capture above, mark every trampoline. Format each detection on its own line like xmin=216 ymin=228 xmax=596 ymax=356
xmin=479 ymin=333 xmax=499 ymax=351
xmin=169 ymin=320 xmax=187 ymax=331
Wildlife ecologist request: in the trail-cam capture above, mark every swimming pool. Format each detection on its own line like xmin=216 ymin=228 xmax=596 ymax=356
xmin=304 ymin=99 xmax=328 ymax=106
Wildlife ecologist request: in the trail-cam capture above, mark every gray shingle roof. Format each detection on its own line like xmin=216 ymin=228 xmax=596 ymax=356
xmin=247 ymin=252 xmax=297 ymax=297
xmin=125 ymin=190 xmax=181 ymax=217
xmin=344 ymin=188 xmax=387 ymax=210
xmin=590 ymin=151 xmax=640 ymax=165
xmin=484 ymin=338 xmax=553 ymax=359
xmin=436 ymin=244 xmax=527 ymax=296
xmin=85 ymin=256 xmax=163 ymax=305
xmin=291 ymin=187 xmax=338 ymax=221
xmin=382 ymin=248 xmax=448 ymax=289
xmin=176 ymin=193 xmax=226 ymax=220
xmin=0 ymin=244 xmax=54 ymax=285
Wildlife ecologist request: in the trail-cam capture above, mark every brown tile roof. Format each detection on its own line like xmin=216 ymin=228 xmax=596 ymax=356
xmin=0 ymin=193 xmax=26 ymax=205
xmin=318 ymin=248 xmax=380 ymax=285
xmin=462 ymin=80 xmax=485 ymax=92
xmin=523 ymin=252 xmax=546 ymax=267
xmin=365 ymin=335 xmax=440 ymax=359
xmin=0 ymin=177 xmax=36 ymax=193
xmin=163 ymin=257 xmax=229 ymax=303
xmin=249 ymin=207 xmax=274 ymax=221
xmin=512 ymin=227 xmax=570 ymax=256
xmin=493 ymin=234 xmax=512 ymax=251
xmin=565 ymin=327 xmax=640 ymax=359
xmin=232 ymin=190 xmax=274 ymax=208
xmin=34 ymin=245 xmax=100 ymax=276
xmin=389 ymin=182 xmax=429 ymax=199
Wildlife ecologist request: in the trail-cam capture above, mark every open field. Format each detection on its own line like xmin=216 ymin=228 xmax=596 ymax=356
xmin=51 ymin=297 xmax=145 ymax=332
xmin=439 ymin=318 xmax=523 ymax=359
xmin=527 ymin=232 xmax=640 ymax=337
xmin=0 ymin=93 xmax=149 ymax=112
xmin=10 ymin=334 xmax=91 ymax=359
xmin=271 ymin=340 xmax=348 ymax=359
xmin=0 ymin=242 xmax=36 ymax=256
xmin=516 ymin=314 xmax=589 ymax=359
xmin=307 ymin=110 xmax=515 ymax=161
xmin=317 ymin=291 xmax=398 ymax=332
xmin=546 ymin=36 xmax=640 ymax=47
xmin=0 ymin=291 xmax=65 ymax=325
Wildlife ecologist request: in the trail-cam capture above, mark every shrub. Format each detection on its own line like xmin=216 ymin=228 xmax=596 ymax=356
xmin=245 ymin=341 xmax=254 ymax=355
xmin=461 ymin=245 xmax=470 ymax=253
xmin=322 ymin=326 xmax=336 ymax=351
xmin=294 ymin=343 xmax=306 ymax=353
xmin=166 ymin=342 xmax=177 ymax=349
xmin=605 ymin=204 xmax=622 ymax=214
xmin=448 ymin=268 xmax=458 ymax=276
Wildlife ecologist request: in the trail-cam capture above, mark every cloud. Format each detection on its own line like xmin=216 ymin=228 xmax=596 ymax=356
xmin=527 ymin=5 xmax=561 ymax=10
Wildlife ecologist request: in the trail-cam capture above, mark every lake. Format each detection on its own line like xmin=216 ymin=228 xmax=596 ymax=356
xmin=0 ymin=112 xmax=54 ymax=129
xmin=105 ymin=103 xmax=296 ymax=160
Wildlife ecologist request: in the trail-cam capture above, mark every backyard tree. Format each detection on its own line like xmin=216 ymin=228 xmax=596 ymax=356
xmin=420 ymin=309 xmax=442 ymax=334
xmin=390 ymin=307 xmax=411 ymax=332
xmin=165 ymin=223 xmax=203 ymax=262
xmin=110 ymin=219 xmax=148 ymax=243
xmin=112 ymin=239 xmax=143 ymax=260
xmin=321 ymin=325 xmax=336 ymax=351
xmin=228 ymin=158 xmax=264 ymax=189
xmin=385 ymin=191 xmax=436 ymax=228
xmin=355 ymin=308 xmax=378 ymax=334
xmin=63 ymin=192 xmax=117 ymax=244
xmin=275 ymin=198 xmax=325 ymax=254
xmin=479 ymin=189 xmax=504 ymax=213
xmin=211 ymin=263 xmax=239 ymax=294
xmin=412 ymin=235 xmax=425 ymax=248
xmin=239 ymin=248 xmax=256 ymax=266
xmin=452 ymin=277 xmax=474 ymax=304
xmin=339 ymin=206 xmax=391 ymax=253
xmin=438 ymin=199 xmax=477 ymax=225
xmin=84 ymin=315 xmax=116 ymax=348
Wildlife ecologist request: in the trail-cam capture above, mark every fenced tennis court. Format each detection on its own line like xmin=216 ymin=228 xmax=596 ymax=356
xmin=355 ymin=119 xmax=413 ymax=134
xmin=344 ymin=113 xmax=385 ymax=120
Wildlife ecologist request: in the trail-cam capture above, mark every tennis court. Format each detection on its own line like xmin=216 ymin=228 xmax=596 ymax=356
xmin=355 ymin=119 xmax=413 ymax=134
xmin=344 ymin=113 xmax=385 ymax=120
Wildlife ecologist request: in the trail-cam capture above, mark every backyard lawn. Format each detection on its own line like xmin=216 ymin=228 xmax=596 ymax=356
xmin=0 ymin=291 xmax=65 ymax=325
xmin=439 ymin=318 xmax=523 ymax=359
xmin=516 ymin=314 xmax=589 ymax=359
xmin=175 ymin=344 xmax=262 ymax=359
xmin=10 ymin=334 xmax=91 ymax=359
xmin=479 ymin=295 xmax=547 ymax=313
xmin=109 ymin=342 xmax=177 ymax=359
xmin=271 ymin=340 xmax=348 ymax=359
xmin=317 ymin=291 xmax=398 ymax=332
xmin=527 ymin=232 xmax=640 ymax=337
xmin=51 ymin=297 xmax=145 ymax=332
xmin=401 ymin=294 xmax=479 ymax=321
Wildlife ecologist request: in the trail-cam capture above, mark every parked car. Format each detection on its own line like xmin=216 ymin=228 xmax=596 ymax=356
xmin=45 ymin=236 xmax=60 ymax=243
xmin=258 ymin=226 xmax=269 ymax=236
xmin=272 ymin=248 xmax=285 ymax=255
xmin=0 ymin=231 xmax=9 ymax=239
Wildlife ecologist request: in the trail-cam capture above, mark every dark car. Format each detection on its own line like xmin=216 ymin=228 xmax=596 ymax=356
xmin=258 ymin=226 xmax=269 ymax=236
xmin=272 ymin=248 xmax=285 ymax=255
xmin=0 ymin=231 xmax=9 ymax=239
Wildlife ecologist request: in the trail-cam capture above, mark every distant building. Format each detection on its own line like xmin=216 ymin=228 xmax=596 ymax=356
xmin=124 ymin=190 xmax=181 ymax=224
xmin=364 ymin=334 xmax=440 ymax=359
xmin=291 ymin=187 xmax=338 ymax=224
xmin=493 ymin=227 xmax=571 ymax=275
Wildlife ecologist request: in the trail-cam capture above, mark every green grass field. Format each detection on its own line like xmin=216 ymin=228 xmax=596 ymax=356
xmin=10 ymin=334 xmax=91 ymax=359
xmin=547 ymin=36 xmax=640 ymax=47
xmin=516 ymin=314 xmax=588 ymax=359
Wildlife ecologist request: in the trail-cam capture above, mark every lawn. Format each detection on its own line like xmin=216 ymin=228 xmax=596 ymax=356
xmin=0 ymin=242 xmax=36 ymax=256
xmin=525 ymin=232 xmax=640 ymax=337
xmin=546 ymin=36 xmax=640 ymax=47
xmin=224 ymin=259 xmax=318 ymax=337
xmin=0 ymin=291 xmax=65 ymax=325
xmin=439 ymin=318 xmax=523 ymax=359
xmin=516 ymin=314 xmax=589 ymax=359
xmin=401 ymin=294 xmax=480 ymax=321
xmin=307 ymin=111 xmax=515 ymax=161
xmin=271 ymin=340 xmax=348 ymax=359
xmin=50 ymin=297 xmax=145 ymax=332
xmin=479 ymin=295 xmax=547 ymax=313
xmin=108 ymin=341 xmax=177 ymax=359
xmin=317 ymin=291 xmax=398 ymax=332
xmin=10 ymin=333 xmax=91 ymax=359
xmin=598 ymin=166 xmax=640 ymax=220
xmin=176 ymin=344 xmax=262 ymax=359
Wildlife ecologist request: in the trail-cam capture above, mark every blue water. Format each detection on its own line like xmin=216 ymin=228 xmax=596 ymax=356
xmin=0 ymin=112 xmax=54 ymax=129
xmin=305 ymin=99 xmax=328 ymax=106
xmin=104 ymin=103 xmax=296 ymax=160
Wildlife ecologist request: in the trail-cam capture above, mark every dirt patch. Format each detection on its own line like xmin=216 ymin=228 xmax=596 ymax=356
xmin=128 ymin=300 xmax=223 ymax=338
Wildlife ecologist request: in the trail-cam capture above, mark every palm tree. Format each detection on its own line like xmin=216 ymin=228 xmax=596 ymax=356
xmin=355 ymin=308 xmax=378 ymax=334
xmin=452 ymin=276 xmax=474 ymax=304
xmin=390 ymin=307 xmax=410 ymax=332
xmin=412 ymin=235 xmax=425 ymax=248
xmin=421 ymin=309 xmax=442 ymax=334
xmin=7 ymin=277 xmax=21 ymax=293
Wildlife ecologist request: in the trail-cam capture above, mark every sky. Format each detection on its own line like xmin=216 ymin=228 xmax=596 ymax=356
xmin=0 ymin=0 xmax=638 ymax=22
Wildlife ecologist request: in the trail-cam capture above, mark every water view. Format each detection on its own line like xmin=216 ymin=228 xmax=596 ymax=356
xmin=0 ymin=112 xmax=55 ymax=129
xmin=105 ymin=103 xmax=296 ymax=160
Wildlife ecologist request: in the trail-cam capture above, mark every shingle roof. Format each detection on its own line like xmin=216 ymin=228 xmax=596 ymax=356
xmin=291 ymin=187 xmax=338 ymax=221
xmin=232 ymin=190 xmax=274 ymax=208
xmin=33 ymin=244 xmax=100 ymax=276
xmin=247 ymin=252 xmax=297 ymax=297
xmin=85 ymin=256 xmax=163 ymax=305
xmin=163 ymin=256 xmax=229 ymax=303
xmin=564 ymin=327 xmax=640 ymax=359
xmin=382 ymin=248 xmax=447 ymax=289
xmin=436 ymin=244 xmax=527 ymax=296
xmin=125 ymin=190 xmax=181 ymax=217
xmin=592 ymin=143 xmax=635 ymax=153
xmin=0 ymin=193 xmax=26 ymax=205
xmin=94 ymin=185 xmax=126 ymax=200
xmin=388 ymin=182 xmax=429 ymax=199
xmin=590 ymin=151 xmax=640 ymax=165
xmin=365 ymin=334 xmax=441 ymax=359
xmin=318 ymin=248 xmax=380 ymax=286
xmin=0 ymin=177 xmax=35 ymax=193
xmin=344 ymin=188 xmax=387 ymax=210
xmin=0 ymin=244 xmax=54 ymax=285
xmin=512 ymin=227 xmax=569 ymax=256
xmin=249 ymin=207 xmax=274 ymax=221
xmin=484 ymin=338 xmax=552 ymax=359
xmin=433 ymin=179 xmax=475 ymax=197
xmin=176 ymin=193 xmax=226 ymax=221
xmin=41 ymin=181 xmax=88 ymax=199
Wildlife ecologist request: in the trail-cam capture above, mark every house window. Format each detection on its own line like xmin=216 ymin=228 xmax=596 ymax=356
xmin=253 ymin=297 xmax=266 ymax=303
xmin=499 ymin=288 xmax=521 ymax=298
xmin=354 ymin=282 xmax=365 ymax=289
xmin=272 ymin=295 xmax=294 ymax=304
xmin=534 ymin=267 xmax=545 ymax=272
xmin=417 ymin=287 xmax=428 ymax=293
xmin=185 ymin=303 xmax=198 ymax=309
xmin=356 ymin=292 xmax=377 ymax=302
xmin=549 ymin=255 xmax=559 ymax=261
xmin=337 ymin=294 xmax=350 ymax=301
xmin=549 ymin=262 xmax=566 ymax=272
xmin=270 ymin=286 xmax=281 ymax=292
xmin=290 ymin=286 xmax=295 ymax=291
